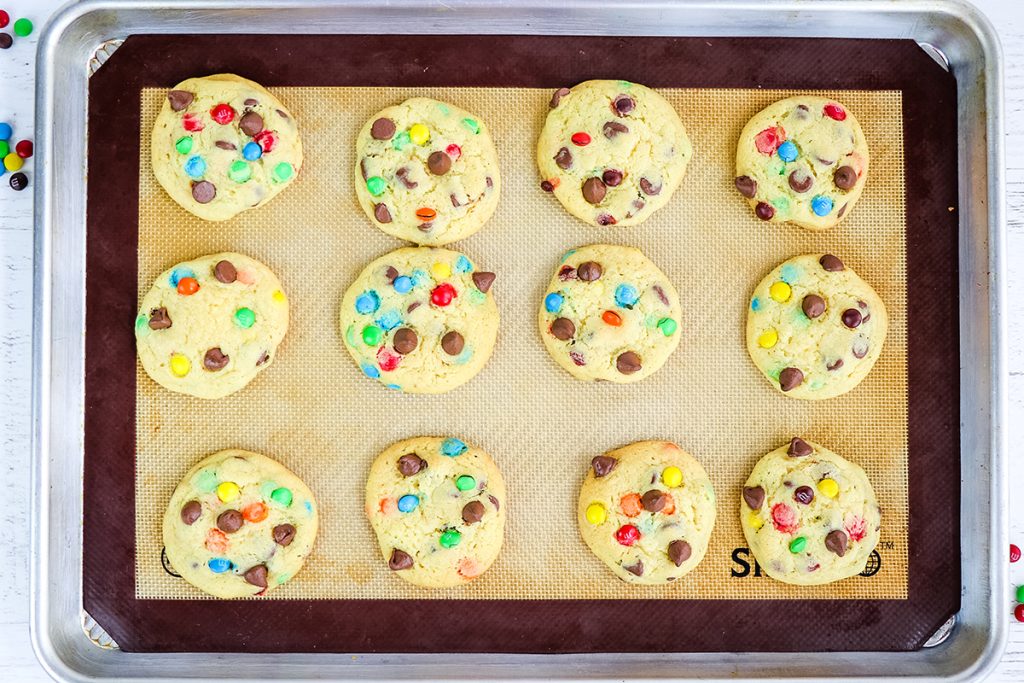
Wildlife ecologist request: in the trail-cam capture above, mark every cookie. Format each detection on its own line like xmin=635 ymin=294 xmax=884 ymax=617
xmin=577 ymin=441 xmax=716 ymax=584
xmin=365 ymin=436 xmax=506 ymax=588
xmin=135 ymin=252 xmax=289 ymax=399
xmin=340 ymin=247 xmax=498 ymax=393
xmin=746 ymin=253 xmax=887 ymax=400
xmin=539 ymin=244 xmax=681 ymax=382
xmin=537 ymin=80 xmax=692 ymax=227
xmin=162 ymin=449 xmax=318 ymax=598
xmin=735 ymin=96 xmax=868 ymax=230
xmin=151 ymin=74 xmax=303 ymax=221
xmin=740 ymin=438 xmax=881 ymax=585
xmin=354 ymin=98 xmax=501 ymax=245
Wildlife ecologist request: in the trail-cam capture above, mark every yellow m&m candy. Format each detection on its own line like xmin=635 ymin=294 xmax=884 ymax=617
xmin=216 ymin=481 xmax=240 ymax=503
xmin=748 ymin=511 xmax=764 ymax=530
xmin=757 ymin=328 xmax=779 ymax=349
xmin=431 ymin=261 xmax=452 ymax=280
xmin=3 ymin=152 xmax=23 ymax=172
xmin=769 ymin=281 xmax=791 ymax=302
xmin=662 ymin=466 xmax=683 ymax=488
xmin=169 ymin=353 xmax=191 ymax=377
xmin=272 ymin=289 xmax=286 ymax=303
xmin=818 ymin=478 xmax=839 ymax=498
xmin=409 ymin=123 xmax=430 ymax=145
xmin=585 ymin=502 xmax=607 ymax=525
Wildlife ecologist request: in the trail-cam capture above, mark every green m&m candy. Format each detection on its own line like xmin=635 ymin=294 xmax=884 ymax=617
xmin=234 ymin=307 xmax=255 ymax=328
xmin=391 ymin=131 xmax=411 ymax=151
xmin=789 ymin=536 xmax=807 ymax=553
xmin=455 ymin=475 xmax=475 ymax=491
xmin=439 ymin=529 xmax=461 ymax=548
xmin=272 ymin=162 xmax=293 ymax=182
xmin=462 ymin=117 xmax=480 ymax=134
xmin=362 ymin=325 xmax=382 ymax=346
xmin=366 ymin=176 xmax=387 ymax=196
xmin=271 ymin=487 xmax=293 ymax=507
xmin=175 ymin=136 xmax=193 ymax=155
xmin=14 ymin=18 xmax=32 ymax=37
xmin=228 ymin=160 xmax=251 ymax=183
xmin=657 ymin=317 xmax=678 ymax=336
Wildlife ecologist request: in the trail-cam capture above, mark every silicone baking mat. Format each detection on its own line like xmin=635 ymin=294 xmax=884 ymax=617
xmin=83 ymin=35 xmax=960 ymax=653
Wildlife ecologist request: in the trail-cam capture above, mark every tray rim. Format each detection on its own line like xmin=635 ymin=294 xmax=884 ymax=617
xmin=30 ymin=0 xmax=1007 ymax=680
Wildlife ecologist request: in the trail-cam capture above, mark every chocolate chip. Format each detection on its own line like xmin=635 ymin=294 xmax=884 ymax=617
xmin=389 ymin=549 xmax=414 ymax=570
xmin=203 ymin=347 xmax=230 ymax=371
xmin=486 ymin=176 xmax=493 ymax=188
xmin=668 ymin=540 xmax=692 ymax=566
xmin=244 ymin=564 xmax=268 ymax=588
xmin=735 ymin=175 xmax=757 ymax=198
xmin=407 ymin=301 xmax=422 ymax=313
xmin=834 ymin=165 xmax=857 ymax=190
xmin=393 ymin=328 xmax=418 ymax=355
xmin=239 ymin=111 xmax=264 ymax=136
xmin=788 ymin=170 xmax=813 ymax=193
xmin=373 ymin=203 xmax=392 ymax=223
xmin=852 ymin=338 xmax=869 ymax=359
xmin=554 ymin=147 xmax=573 ymax=170
xmin=794 ymin=486 xmax=815 ymax=505
xmin=550 ymin=87 xmax=571 ymax=108
xmin=641 ymin=489 xmax=668 ymax=513
xmin=827 ymin=358 xmax=844 ymax=371
xmin=451 ymin=193 xmax=462 ymax=207
xmin=603 ymin=121 xmax=629 ymax=138
xmin=167 ymin=90 xmax=193 ymax=111
xmin=271 ymin=523 xmax=296 ymax=547
xmin=582 ymin=177 xmax=607 ymax=205
xmin=837 ymin=203 xmax=848 ymax=218
xmin=755 ymin=201 xmax=774 ymax=220
xmin=569 ymin=351 xmax=586 ymax=366
xmin=213 ymin=260 xmax=237 ymax=283
xmin=244 ymin=98 xmax=259 ymax=106
xmin=577 ymin=261 xmax=602 ymax=281
xmin=384 ymin=266 xmax=399 ymax=283
xmin=215 ymin=140 xmax=237 ymax=150
xmin=540 ymin=180 xmax=554 ymax=192
xmin=441 ymin=330 xmax=465 ymax=355
xmin=397 ymin=453 xmax=427 ymax=477
xmin=795 ymin=104 xmax=810 ymax=118
xmin=371 ymin=117 xmax=396 ymax=140
xmin=617 ymin=351 xmax=642 ymax=374
xmin=427 ymin=151 xmax=452 ymax=175
xmin=276 ymin=109 xmax=288 ymax=119
xmin=395 ymin=166 xmax=417 ymax=189
xmin=180 ymin=500 xmax=202 ymax=525
xmin=825 ymin=529 xmax=848 ymax=557
xmin=591 ymin=455 xmax=618 ymax=478
xmin=788 ymin=437 xmax=813 ymax=457
xmin=802 ymin=294 xmax=825 ymax=319
xmin=558 ymin=266 xmax=577 ymax=281
xmin=602 ymin=169 xmax=623 ymax=187
xmin=462 ymin=501 xmax=485 ymax=524
xmin=488 ymin=494 xmax=500 ymax=511
xmin=217 ymin=509 xmax=243 ymax=533
xmin=550 ymin=317 xmax=575 ymax=341
xmin=256 ymin=351 xmax=270 ymax=366
xmin=842 ymin=308 xmax=863 ymax=329
xmin=639 ymin=178 xmax=661 ymax=195
xmin=623 ymin=559 xmax=644 ymax=576
xmin=653 ymin=284 xmax=670 ymax=306
xmin=191 ymin=181 xmax=216 ymax=204
xmin=613 ymin=95 xmax=635 ymax=116
xmin=742 ymin=486 xmax=765 ymax=510
xmin=596 ymin=213 xmax=616 ymax=226
xmin=359 ymin=158 xmax=368 ymax=180
xmin=779 ymin=367 xmax=804 ymax=392
xmin=819 ymin=254 xmax=845 ymax=271
xmin=148 ymin=307 xmax=172 ymax=330
xmin=472 ymin=271 xmax=495 ymax=293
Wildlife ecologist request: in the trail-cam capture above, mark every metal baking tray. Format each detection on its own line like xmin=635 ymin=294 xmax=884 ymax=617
xmin=30 ymin=0 xmax=1006 ymax=679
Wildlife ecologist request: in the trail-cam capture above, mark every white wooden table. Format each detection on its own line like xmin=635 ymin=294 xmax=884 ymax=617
xmin=1 ymin=0 xmax=1022 ymax=679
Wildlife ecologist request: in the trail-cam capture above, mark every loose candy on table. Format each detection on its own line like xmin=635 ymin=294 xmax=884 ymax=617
xmin=9 ymin=172 xmax=27 ymax=191
xmin=15 ymin=139 xmax=31 ymax=158
xmin=0 ymin=122 xmax=10 ymax=141
xmin=1011 ymin=543 xmax=1021 ymax=563
xmin=3 ymin=152 xmax=22 ymax=171
xmin=0 ymin=11 xmax=8 ymax=28
xmin=1016 ymin=584 xmax=1024 ymax=604
xmin=1015 ymin=604 xmax=1024 ymax=623
xmin=0 ymin=34 xmax=10 ymax=50
xmin=13 ymin=17 xmax=30 ymax=37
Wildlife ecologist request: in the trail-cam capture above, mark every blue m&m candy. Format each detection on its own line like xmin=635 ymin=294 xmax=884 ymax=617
xmin=242 ymin=141 xmax=263 ymax=161
xmin=393 ymin=275 xmax=413 ymax=293
xmin=544 ymin=292 xmax=564 ymax=313
xmin=361 ymin=363 xmax=381 ymax=379
xmin=777 ymin=140 xmax=798 ymax=162
xmin=397 ymin=494 xmax=419 ymax=513
xmin=811 ymin=195 xmax=834 ymax=216
xmin=0 ymin=123 xmax=10 ymax=141
xmin=169 ymin=267 xmax=195 ymax=287
xmin=355 ymin=291 xmax=380 ymax=314
xmin=208 ymin=557 xmax=232 ymax=573
xmin=615 ymin=283 xmax=639 ymax=308
xmin=455 ymin=255 xmax=472 ymax=273
xmin=376 ymin=310 xmax=401 ymax=331
xmin=441 ymin=438 xmax=467 ymax=457
xmin=183 ymin=155 xmax=207 ymax=178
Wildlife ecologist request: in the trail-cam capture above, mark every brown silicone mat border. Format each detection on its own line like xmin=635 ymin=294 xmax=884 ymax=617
xmin=83 ymin=35 xmax=960 ymax=653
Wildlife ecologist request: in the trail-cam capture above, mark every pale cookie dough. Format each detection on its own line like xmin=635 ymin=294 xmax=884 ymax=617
xmin=340 ymin=247 xmax=498 ymax=393
xmin=739 ymin=438 xmax=881 ymax=585
xmin=735 ymin=96 xmax=868 ymax=230
xmin=135 ymin=252 xmax=289 ymax=400
xmin=162 ymin=449 xmax=318 ymax=599
xmin=537 ymin=80 xmax=692 ymax=227
xmin=354 ymin=98 xmax=501 ymax=245
xmin=151 ymin=74 xmax=303 ymax=221
xmin=746 ymin=253 xmax=887 ymax=400
xmin=366 ymin=436 xmax=506 ymax=588
xmin=539 ymin=244 xmax=681 ymax=382
xmin=577 ymin=441 xmax=716 ymax=584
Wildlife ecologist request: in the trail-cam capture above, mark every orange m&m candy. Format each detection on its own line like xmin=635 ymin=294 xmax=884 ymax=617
xmin=619 ymin=493 xmax=642 ymax=517
xmin=602 ymin=310 xmax=622 ymax=326
xmin=177 ymin=277 xmax=199 ymax=295
xmin=416 ymin=207 xmax=437 ymax=221
xmin=242 ymin=502 xmax=268 ymax=523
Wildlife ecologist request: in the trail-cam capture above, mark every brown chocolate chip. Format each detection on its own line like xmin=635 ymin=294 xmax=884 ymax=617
xmin=779 ymin=367 xmax=804 ymax=392
xmin=217 ymin=509 xmax=243 ymax=533
xmin=612 ymin=95 xmax=636 ymax=116
xmin=167 ymin=89 xmax=194 ymax=111
xmin=639 ymin=178 xmax=661 ymax=196
xmin=742 ymin=486 xmax=765 ymax=510
xmin=794 ymin=486 xmax=815 ymax=505
xmin=373 ymin=203 xmax=392 ymax=224
xmin=755 ymin=201 xmax=774 ymax=220
xmin=550 ymin=317 xmax=575 ymax=341
xmin=837 ymin=203 xmax=848 ymax=218
xmin=550 ymin=87 xmax=571 ymax=108
xmin=427 ymin=151 xmax=452 ymax=176
xmin=418 ymin=221 xmax=433 ymax=232
xmin=384 ymin=266 xmax=399 ymax=283
xmin=852 ymin=339 xmax=869 ymax=359
xmin=802 ymin=294 xmax=825 ymax=319
xmin=450 ymin=193 xmax=462 ymax=207
xmin=213 ymin=260 xmax=237 ymax=283
xmin=203 ymin=347 xmax=230 ymax=371
xmin=243 ymin=564 xmax=268 ymax=588
xmin=577 ymin=261 xmax=603 ymax=282
xmin=616 ymin=351 xmax=642 ymax=374
xmin=397 ymin=453 xmax=427 ymax=477
xmin=788 ymin=437 xmax=813 ymax=457
xmin=603 ymin=121 xmax=629 ymax=138
xmin=735 ymin=175 xmax=757 ymax=199
xmin=623 ymin=559 xmax=644 ymax=576
xmin=842 ymin=308 xmax=863 ymax=329
xmin=244 ymin=98 xmax=259 ymax=106
xmin=215 ymin=140 xmax=237 ymax=151
xmin=788 ymin=170 xmax=813 ymax=193
xmin=462 ymin=501 xmax=485 ymax=524
xmin=825 ymin=529 xmax=848 ymax=557
xmin=596 ymin=213 xmax=616 ymax=226
xmin=148 ymin=307 xmax=172 ymax=330
xmin=540 ymin=180 xmax=554 ymax=192
xmin=191 ymin=181 xmax=216 ymax=204
xmin=591 ymin=456 xmax=618 ymax=478
xmin=273 ymin=523 xmax=296 ymax=546
xmin=819 ymin=254 xmax=845 ymax=271
xmin=180 ymin=500 xmax=202 ymax=525
xmin=256 ymin=351 xmax=270 ymax=367
xmin=582 ymin=177 xmax=606 ymax=205
xmin=653 ymin=284 xmax=670 ymax=306
xmin=371 ymin=117 xmax=396 ymax=140
xmin=488 ymin=494 xmax=500 ymax=511
xmin=486 ymin=176 xmax=493 ymax=188
xmin=827 ymin=358 xmax=844 ymax=371
xmin=407 ymin=301 xmax=422 ymax=314
xmin=359 ymin=158 xmax=368 ymax=180
xmin=239 ymin=111 xmax=264 ymax=136
xmin=389 ymin=548 xmax=414 ymax=570
xmin=472 ymin=271 xmax=495 ymax=293
xmin=554 ymin=147 xmax=573 ymax=170
xmin=834 ymin=165 xmax=857 ymax=190
xmin=602 ymin=169 xmax=623 ymax=187
xmin=641 ymin=489 xmax=668 ymax=513
xmin=393 ymin=328 xmax=418 ymax=355
xmin=441 ymin=330 xmax=465 ymax=355
xmin=395 ymin=166 xmax=417 ymax=189
xmin=668 ymin=540 xmax=692 ymax=567
xmin=276 ymin=109 xmax=288 ymax=119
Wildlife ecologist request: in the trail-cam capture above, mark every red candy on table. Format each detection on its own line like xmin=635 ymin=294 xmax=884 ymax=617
xmin=430 ymin=283 xmax=456 ymax=307
xmin=823 ymin=103 xmax=847 ymax=121
xmin=0 ymin=10 xmax=8 ymax=28
xmin=1016 ymin=604 xmax=1024 ymax=623
xmin=15 ymin=140 xmax=32 ymax=158
xmin=210 ymin=103 xmax=236 ymax=125
xmin=1012 ymin=543 xmax=1021 ymax=563
xmin=570 ymin=132 xmax=591 ymax=146
xmin=176 ymin=277 xmax=199 ymax=296
xmin=615 ymin=524 xmax=640 ymax=546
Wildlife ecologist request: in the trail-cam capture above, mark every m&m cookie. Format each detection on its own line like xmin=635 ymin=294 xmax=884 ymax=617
xmin=740 ymin=438 xmax=881 ymax=585
xmin=162 ymin=449 xmax=318 ymax=598
xmin=151 ymin=74 xmax=303 ymax=221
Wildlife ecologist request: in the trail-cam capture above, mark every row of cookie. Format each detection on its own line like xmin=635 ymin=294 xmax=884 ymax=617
xmin=153 ymin=76 xmax=869 ymax=239
xmin=162 ymin=436 xmax=881 ymax=598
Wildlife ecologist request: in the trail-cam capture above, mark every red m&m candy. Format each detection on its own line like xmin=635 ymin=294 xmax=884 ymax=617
xmin=823 ymin=103 xmax=847 ymax=121
xmin=182 ymin=113 xmax=205 ymax=132
xmin=1015 ymin=604 xmax=1024 ymax=623
xmin=210 ymin=104 xmax=236 ymax=125
xmin=0 ymin=10 xmax=8 ymax=28
xmin=570 ymin=132 xmax=591 ymax=147
xmin=615 ymin=524 xmax=640 ymax=546
xmin=1011 ymin=543 xmax=1021 ymax=563
xmin=254 ymin=130 xmax=278 ymax=153
xmin=430 ymin=283 xmax=456 ymax=307
xmin=376 ymin=346 xmax=401 ymax=372
xmin=15 ymin=140 xmax=32 ymax=159
xmin=754 ymin=126 xmax=786 ymax=155
xmin=445 ymin=143 xmax=462 ymax=160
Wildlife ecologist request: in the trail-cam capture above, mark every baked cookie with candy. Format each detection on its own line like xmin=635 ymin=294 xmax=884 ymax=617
xmin=740 ymin=438 xmax=881 ymax=585
xmin=151 ymin=74 xmax=303 ymax=221
xmin=735 ymin=96 xmax=868 ymax=230
xmin=366 ymin=436 xmax=506 ymax=588
xmin=577 ymin=441 xmax=716 ymax=584
xmin=355 ymin=98 xmax=501 ymax=245
xmin=162 ymin=449 xmax=318 ymax=598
